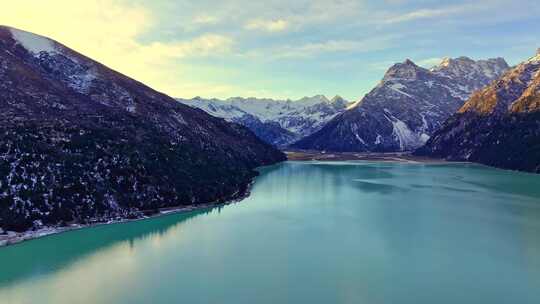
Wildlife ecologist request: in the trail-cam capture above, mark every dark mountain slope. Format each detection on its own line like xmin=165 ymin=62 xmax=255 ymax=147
xmin=0 ymin=26 xmax=285 ymax=232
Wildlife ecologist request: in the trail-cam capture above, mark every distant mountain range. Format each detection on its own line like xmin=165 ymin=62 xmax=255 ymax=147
xmin=292 ymin=57 xmax=509 ymax=152
xmin=417 ymin=49 xmax=540 ymax=173
xmin=0 ymin=26 xmax=284 ymax=232
xmin=177 ymin=95 xmax=351 ymax=146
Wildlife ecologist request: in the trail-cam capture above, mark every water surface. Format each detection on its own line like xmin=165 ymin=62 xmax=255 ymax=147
xmin=1 ymin=161 xmax=540 ymax=304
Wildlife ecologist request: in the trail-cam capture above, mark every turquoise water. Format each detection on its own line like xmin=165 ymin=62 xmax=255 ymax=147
xmin=1 ymin=161 xmax=540 ymax=304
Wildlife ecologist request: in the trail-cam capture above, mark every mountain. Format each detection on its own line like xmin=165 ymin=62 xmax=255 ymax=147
xmin=291 ymin=57 xmax=509 ymax=152
xmin=178 ymin=95 xmax=350 ymax=146
xmin=0 ymin=26 xmax=285 ymax=232
xmin=417 ymin=49 xmax=540 ymax=173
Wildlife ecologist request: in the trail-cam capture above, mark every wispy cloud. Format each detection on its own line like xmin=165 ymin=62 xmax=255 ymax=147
xmin=267 ymin=37 xmax=395 ymax=59
xmin=141 ymin=34 xmax=234 ymax=60
xmin=193 ymin=14 xmax=220 ymax=25
xmin=382 ymin=4 xmax=475 ymax=24
xmin=245 ymin=19 xmax=289 ymax=32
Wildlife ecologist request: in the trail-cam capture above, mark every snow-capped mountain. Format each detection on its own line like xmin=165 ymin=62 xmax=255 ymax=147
xmin=292 ymin=57 xmax=509 ymax=152
xmin=0 ymin=26 xmax=284 ymax=232
xmin=178 ymin=95 xmax=350 ymax=146
xmin=417 ymin=49 xmax=540 ymax=173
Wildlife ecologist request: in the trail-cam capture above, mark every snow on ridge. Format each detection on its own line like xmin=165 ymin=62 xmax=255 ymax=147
xmin=346 ymin=100 xmax=361 ymax=110
xmin=527 ymin=50 xmax=540 ymax=64
xmin=9 ymin=28 xmax=59 ymax=56
xmin=179 ymin=95 xmax=348 ymax=133
xmin=388 ymin=82 xmax=413 ymax=98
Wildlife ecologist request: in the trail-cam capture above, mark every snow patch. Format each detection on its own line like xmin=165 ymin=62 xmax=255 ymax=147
xmin=420 ymin=133 xmax=430 ymax=143
xmin=10 ymin=28 xmax=59 ymax=56
xmin=354 ymin=133 xmax=366 ymax=145
xmin=384 ymin=115 xmax=421 ymax=151
xmin=391 ymin=119 xmax=416 ymax=150
xmin=126 ymin=105 xmax=136 ymax=113
xmin=68 ymin=69 xmax=97 ymax=94
xmin=388 ymin=83 xmax=412 ymax=98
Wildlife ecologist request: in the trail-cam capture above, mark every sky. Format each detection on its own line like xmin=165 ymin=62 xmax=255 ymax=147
xmin=2 ymin=0 xmax=540 ymax=101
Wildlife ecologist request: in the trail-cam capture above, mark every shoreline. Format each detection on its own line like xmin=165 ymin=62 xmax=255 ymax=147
xmin=284 ymin=150 xmax=450 ymax=163
xmin=0 ymin=179 xmax=257 ymax=248
xmin=0 ymin=156 xmax=475 ymax=247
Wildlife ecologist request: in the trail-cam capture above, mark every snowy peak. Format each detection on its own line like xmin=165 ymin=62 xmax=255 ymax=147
xmin=404 ymin=59 xmax=415 ymax=65
xmin=460 ymin=49 xmax=540 ymax=115
xmin=438 ymin=56 xmax=475 ymax=71
xmin=431 ymin=56 xmax=509 ymax=83
xmin=0 ymin=26 xmax=103 ymax=97
xmin=297 ymin=95 xmax=330 ymax=106
xmin=383 ymin=59 xmax=429 ymax=81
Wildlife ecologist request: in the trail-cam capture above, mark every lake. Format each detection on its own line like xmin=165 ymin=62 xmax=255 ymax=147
xmin=1 ymin=161 xmax=540 ymax=304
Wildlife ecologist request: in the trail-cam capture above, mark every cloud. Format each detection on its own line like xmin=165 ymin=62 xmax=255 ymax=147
xmin=184 ymin=0 xmax=365 ymax=33
xmin=382 ymin=4 xmax=478 ymax=24
xmin=142 ymin=34 xmax=233 ymax=59
xmin=0 ymin=0 xmax=234 ymax=98
xmin=193 ymin=14 xmax=220 ymax=25
xmin=269 ymin=36 xmax=395 ymax=59
xmin=245 ymin=19 xmax=289 ymax=32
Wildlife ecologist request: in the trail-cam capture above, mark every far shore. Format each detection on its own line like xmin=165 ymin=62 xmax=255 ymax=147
xmin=284 ymin=150 xmax=450 ymax=163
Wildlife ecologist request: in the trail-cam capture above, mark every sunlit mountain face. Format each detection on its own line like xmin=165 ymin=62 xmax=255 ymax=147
xmin=417 ymin=49 xmax=540 ymax=173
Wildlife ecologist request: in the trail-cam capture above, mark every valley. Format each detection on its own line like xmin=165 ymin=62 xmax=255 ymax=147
xmin=2 ymin=2 xmax=540 ymax=303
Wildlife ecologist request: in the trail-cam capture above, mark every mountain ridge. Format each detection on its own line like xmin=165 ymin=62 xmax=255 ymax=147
xmin=291 ymin=56 xmax=509 ymax=152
